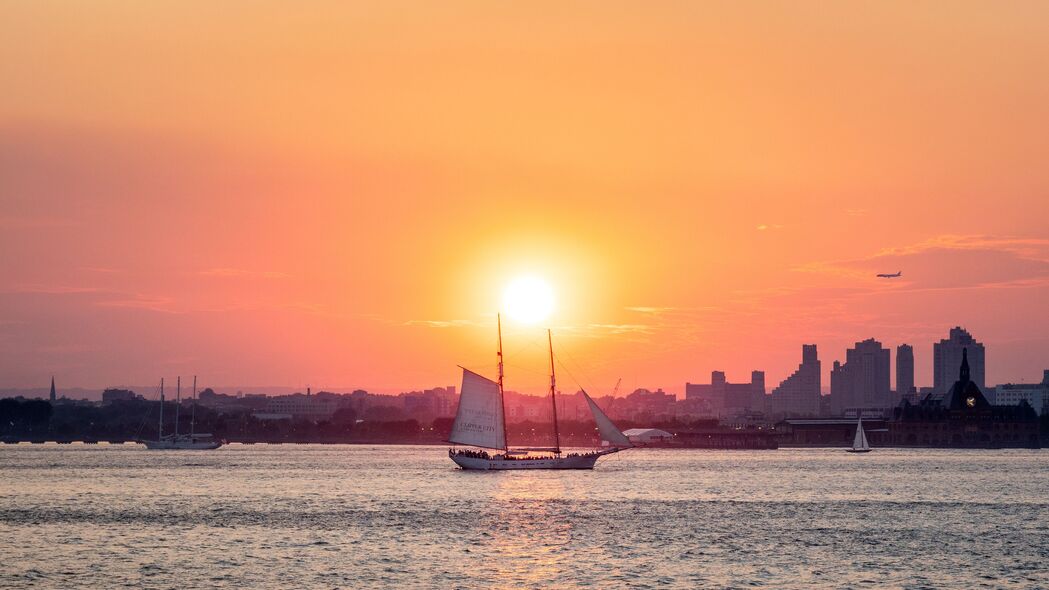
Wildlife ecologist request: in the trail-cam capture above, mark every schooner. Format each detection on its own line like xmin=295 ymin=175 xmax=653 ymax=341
xmin=141 ymin=376 xmax=223 ymax=450
xmin=448 ymin=315 xmax=632 ymax=470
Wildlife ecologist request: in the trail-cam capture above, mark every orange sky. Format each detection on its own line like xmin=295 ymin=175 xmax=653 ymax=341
xmin=2 ymin=2 xmax=1048 ymax=394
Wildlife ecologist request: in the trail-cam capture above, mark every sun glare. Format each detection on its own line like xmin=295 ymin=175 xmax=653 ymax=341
xmin=503 ymin=276 xmax=555 ymax=324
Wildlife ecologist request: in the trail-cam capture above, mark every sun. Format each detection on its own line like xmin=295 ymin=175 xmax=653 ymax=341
xmin=502 ymin=276 xmax=555 ymax=324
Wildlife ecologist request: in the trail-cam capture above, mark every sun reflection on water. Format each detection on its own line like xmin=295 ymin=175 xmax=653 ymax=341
xmin=478 ymin=472 xmax=578 ymax=588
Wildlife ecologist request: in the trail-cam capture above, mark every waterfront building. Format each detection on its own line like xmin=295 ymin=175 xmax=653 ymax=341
xmin=621 ymin=428 xmax=673 ymax=445
xmin=829 ymin=338 xmax=892 ymax=416
xmin=686 ymin=370 xmax=765 ymax=415
xmin=258 ymin=391 xmax=338 ymax=420
xmin=101 ymin=388 xmax=140 ymax=403
xmin=891 ymin=348 xmax=1039 ymax=448
xmin=506 ymin=402 xmax=544 ymax=420
xmin=777 ymin=418 xmax=890 ymax=447
xmin=402 ymin=386 xmax=457 ymax=419
xmin=49 ymin=377 xmax=56 ymax=403
xmin=896 ymin=344 xmax=914 ymax=400
xmin=933 ymin=327 xmax=985 ymax=393
xmin=609 ymin=388 xmax=677 ymax=422
xmin=994 ymin=370 xmax=1049 ymax=416
xmin=673 ymin=396 xmax=718 ymax=420
xmin=769 ymin=345 xmax=821 ymax=417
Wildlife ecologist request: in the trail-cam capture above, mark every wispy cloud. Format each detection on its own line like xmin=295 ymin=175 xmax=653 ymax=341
xmin=874 ymin=234 xmax=1049 ymax=260
xmin=199 ymin=268 xmax=292 ymax=279
xmin=584 ymin=323 xmax=655 ymax=335
xmin=796 ymin=233 xmax=1049 ymax=291
xmin=35 ymin=343 xmax=100 ymax=354
xmin=404 ymin=319 xmax=481 ymax=329
xmin=756 ymin=224 xmax=784 ymax=231
xmin=7 ymin=284 xmax=183 ymax=313
xmin=625 ymin=306 xmax=676 ymax=314
xmin=9 ymin=284 xmax=104 ymax=295
xmin=625 ymin=305 xmax=721 ymax=316
xmin=94 ymin=294 xmax=180 ymax=314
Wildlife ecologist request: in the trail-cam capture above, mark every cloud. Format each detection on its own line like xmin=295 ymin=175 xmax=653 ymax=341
xmin=403 ymin=316 xmax=658 ymax=339
xmin=797 ymin=234 xmax=1049 ymax=291
xmin=199 ymin=268 xmax=293 ymax=279
xmin=625 ymin=305 xmax=721 ymax=316
xmin=6 ymin=284 xmax=180 ymax=313
xmin=875 ymin=235 xmax=1049 ymax=260
xmin=404 ymin=319 xmax=480 ymax=329
xmin=585 ymin=323 xmax=655 ymax=335
xmin=35 ymin=343 xmax=100 ymax=354
xmin=625 ymin=306 xmax=676 ymax=314
xmin=9 ymin=284 xmax=103 ymax=295
xmin=1 ymin=283 xmax=186 ymax=314
xmin=94 ymin=294 xmax=180 ymax=314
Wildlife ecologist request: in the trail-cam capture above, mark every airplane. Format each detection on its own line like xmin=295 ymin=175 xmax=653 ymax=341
xmin=876 ymin=271 xmax=902 ymax=278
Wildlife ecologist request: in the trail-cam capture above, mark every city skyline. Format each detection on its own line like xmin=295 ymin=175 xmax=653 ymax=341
xmin=3 ymin=3 xmax=1049 ymax=395
xmin=11 ymin=325 xmax=1035 ymax=402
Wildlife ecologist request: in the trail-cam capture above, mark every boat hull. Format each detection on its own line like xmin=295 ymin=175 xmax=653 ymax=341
xmin=142 ymin=438 xmax=223 ymax=450
xmin=450 ymin=449 xmax=620 ymax=470
xmin=846 ymin=448 xmax=871 ymax=453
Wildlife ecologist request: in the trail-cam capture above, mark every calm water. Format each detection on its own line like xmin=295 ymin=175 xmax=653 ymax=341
xmin=2 ymin=445 xmax=1048 ymax=589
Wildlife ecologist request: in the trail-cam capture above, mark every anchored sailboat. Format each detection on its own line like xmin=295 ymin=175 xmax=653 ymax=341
xmin=448 ymin=316 xmax=631 ymax=470
xmin=847 ymin=416 xmax=871 ymax=453
xmin=142 ymin=376 xmax=223 ymax=450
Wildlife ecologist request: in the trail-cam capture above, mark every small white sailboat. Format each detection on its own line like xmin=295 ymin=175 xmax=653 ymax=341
xmin=142 ymin=376 xmax=223 ymax=450
xmin=448 ymin=316 xmax=631 ymax=470
xmin=847 ymin=416 xmax=871 ymax=453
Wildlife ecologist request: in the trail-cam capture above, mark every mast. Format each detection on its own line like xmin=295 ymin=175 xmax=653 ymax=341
xmin=548 ymin=329 xmax=561 ymax=455
xmin=159 ymin=378 xmax=164 ymax=440
xmin=175 ymin=376 xmax=181 ymax=440
xmin=190 ymin=375 xmax=196 ymax=438
xmin=497 ymin=314 xmax=508 ymax=451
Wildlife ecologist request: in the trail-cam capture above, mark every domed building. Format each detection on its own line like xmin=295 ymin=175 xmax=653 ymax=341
xmin=890 ymin=348 xmax=1040 ymax=448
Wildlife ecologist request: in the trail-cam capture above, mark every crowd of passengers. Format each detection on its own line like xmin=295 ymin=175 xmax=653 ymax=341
xmin=451 ymin=449 xmax=492 ymax=460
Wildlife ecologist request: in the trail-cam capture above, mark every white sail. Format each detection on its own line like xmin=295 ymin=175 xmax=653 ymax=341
xmin=583 ymin=391 xmax=632 ymax=448
xmin=449 ymin=368 xmax=506 ymax=450
xmin=852 ymin=417 xmax=870 ymax=451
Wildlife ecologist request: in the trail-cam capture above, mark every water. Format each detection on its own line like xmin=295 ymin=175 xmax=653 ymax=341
xmin=2 ymin=445 xmax=1048 ymax=589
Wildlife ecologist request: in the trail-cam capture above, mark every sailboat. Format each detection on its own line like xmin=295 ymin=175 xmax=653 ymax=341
xmin=448 ymin=316 xmax=632 ymax=470
xmin=142 ymin=376 xmax=223 ymax=450
xmin=847 ymin=416 xmax=871 ymax=453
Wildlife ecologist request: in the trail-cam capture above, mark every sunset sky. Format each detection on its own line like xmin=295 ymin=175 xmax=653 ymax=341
xmin=2 ymin=2 xmax=1048 ymax=395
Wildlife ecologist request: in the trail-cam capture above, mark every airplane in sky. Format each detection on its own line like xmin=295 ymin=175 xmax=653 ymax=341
xmin=876 ymin=271 xmax=902 ymax=278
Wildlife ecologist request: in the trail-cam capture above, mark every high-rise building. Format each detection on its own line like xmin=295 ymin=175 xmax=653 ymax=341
xmin=933 ymin=327 xmax=985 ymax=394
xmin=770 ymin=344 xmax=821 ymax=417
xmin=685 ymin=370 xmax=764 ymax=414
xmin=896 ymin=344 xmax=914 ymax=398
xmin=829 ymin=338 xmax=891 ymax=415
xmin=750 ymin=370 xmax=766 ymax=412
xmin=49 ymin=376 xmax=56 ymax=403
